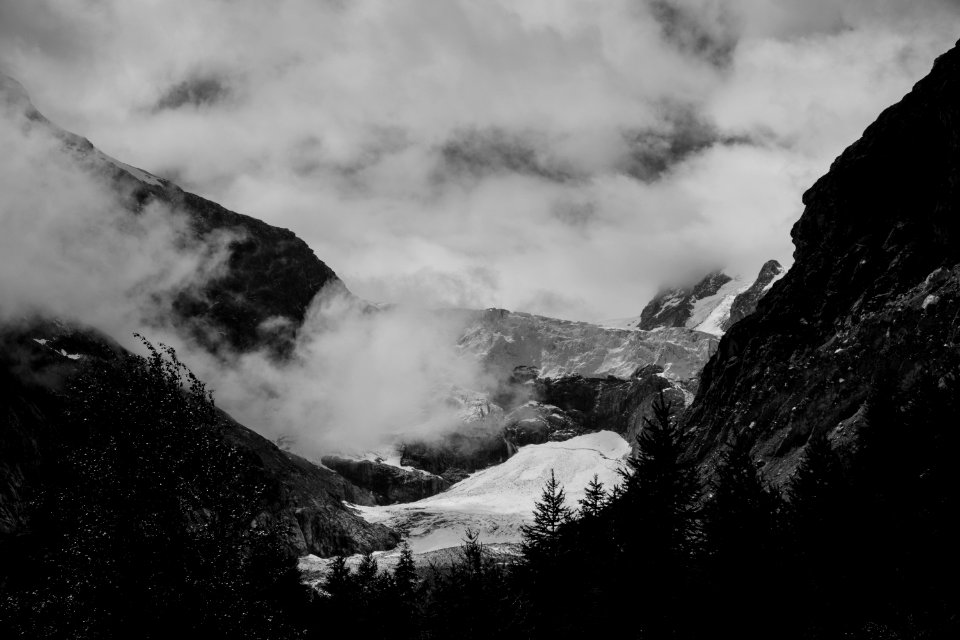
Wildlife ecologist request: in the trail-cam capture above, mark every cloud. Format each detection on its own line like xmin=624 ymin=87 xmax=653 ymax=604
xmin=198 ymin=287 xmax=491 ymax=454
xmin=644 ymin=0 xmax=739 ymax=68
xmin=0 ymin=95 xmax=493 ymax=455
xmin=2 ymin=0 xmax=960 ymax=326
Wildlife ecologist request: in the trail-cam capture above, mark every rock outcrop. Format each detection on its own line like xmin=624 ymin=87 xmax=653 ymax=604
xmin=637 ymin=270 xmax=734 ymax=331
xmin=534 ymin=366 xmax=687 ymax=446
xmin=721 ymin=260 xmax=785 ymax=331
xmin=685 ymin=40 xmax=960 ymax=484
xmin=319 ymin=456 xmax=450 ymax=505
xmin=613 ymin=261 xmax=784 ymax=336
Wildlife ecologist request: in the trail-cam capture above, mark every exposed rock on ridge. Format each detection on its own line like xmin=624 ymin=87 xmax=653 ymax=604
xmin=721 ymin=260 xmax=785 ymax=331
xmin=319 ymin=456 xmax=450 ymax=505
xmin=685 ymin=41 xmax=960 ymax=482
xmin=638 ymin=270 xmax=733 ymax=331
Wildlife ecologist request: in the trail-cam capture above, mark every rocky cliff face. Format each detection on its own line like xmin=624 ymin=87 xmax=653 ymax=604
xmin=534 ymin=366 xmax=687 ymax=445
xmin=685 ymin=40 xmax=960 ymax=483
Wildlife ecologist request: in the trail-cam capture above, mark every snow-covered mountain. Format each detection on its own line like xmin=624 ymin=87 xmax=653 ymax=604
xmin=607 ymin=260 xmax=785 ymax=336
xmin=451 ymin=307 xmax=717 ymax=381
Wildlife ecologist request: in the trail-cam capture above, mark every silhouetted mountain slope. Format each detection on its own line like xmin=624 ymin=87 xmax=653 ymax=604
xmin=685 ymin=39 xmax=960 ymax=482
xmin=0 ymin=326 xmax=398 ymax=558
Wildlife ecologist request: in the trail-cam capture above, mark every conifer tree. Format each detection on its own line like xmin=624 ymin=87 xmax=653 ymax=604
xmin=393 ymin=542 xmax=418 ymax=599
xmin=521 ymin=469 xmax=572 ymax=560
xmin=611 ymin=390 xmax=702 ymax=637
xmin=389 ymin=542 xmax=421 ymax=640
xmin=578 ymin=474 xmax=607 ymax=519
xmin=323 ymin=556 xmax=353 ymax=600
xmin=616 ymin=391 xmax=701 ymax=561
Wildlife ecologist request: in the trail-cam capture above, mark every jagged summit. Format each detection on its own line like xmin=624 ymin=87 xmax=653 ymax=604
xmin=721 ymin=259 xmax=785 ymax=331
xmin=609 ymin=260 xmax=784 ymax=336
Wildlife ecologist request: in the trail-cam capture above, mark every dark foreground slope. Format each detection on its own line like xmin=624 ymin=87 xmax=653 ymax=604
xmin=0 ymin=328 xmax=397 ymax=559
xmin=686 ymin=40 xmax=960 ymax=481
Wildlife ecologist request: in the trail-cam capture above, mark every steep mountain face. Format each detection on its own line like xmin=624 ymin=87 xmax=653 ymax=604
xmin=1 ymin=74 xmax=341 ymax=356
xmin=686 ymin=40 xmax=960 ymax=483
xmin=637 ymin=270 xmax=735 ymax=331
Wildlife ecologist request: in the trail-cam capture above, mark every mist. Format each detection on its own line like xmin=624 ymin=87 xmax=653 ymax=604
xmin=200 ymin=289 xmax=493 ymax=455
xmin=0 ymin=93 xmax=234 ymax=338
xmin=0 ymin=91 xmax=494 ymax=456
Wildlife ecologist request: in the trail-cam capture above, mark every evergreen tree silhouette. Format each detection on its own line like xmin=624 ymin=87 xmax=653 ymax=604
xmin=577 ymin=474 xmax=607 ymax=519
xmin=611 ymin=390 xmax=702 ymax=637
xmin=521 ymin=469 xmax=573 ymax=560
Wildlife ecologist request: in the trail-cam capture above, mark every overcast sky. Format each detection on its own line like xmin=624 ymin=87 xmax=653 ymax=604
xmin=2 ymin=0 xmax=959 ymax=321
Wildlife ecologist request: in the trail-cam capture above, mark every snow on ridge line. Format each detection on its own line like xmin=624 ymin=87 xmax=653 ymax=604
xmin=98 ymin=150 xmax=165 ymax=187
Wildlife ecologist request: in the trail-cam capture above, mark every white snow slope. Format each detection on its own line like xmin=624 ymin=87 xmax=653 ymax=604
xmin=604 ymin=274 xmax=751 ymax=337
xmin=353 ymin=431 xmax=631 ymax=554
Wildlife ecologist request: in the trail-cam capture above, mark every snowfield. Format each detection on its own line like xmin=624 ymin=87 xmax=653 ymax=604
xmin=352 ymin=431 xmax=631 ymax=554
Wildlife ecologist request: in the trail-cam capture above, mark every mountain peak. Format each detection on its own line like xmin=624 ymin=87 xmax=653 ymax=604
xmin=611 ymin=261 xmax=783 ymax=336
